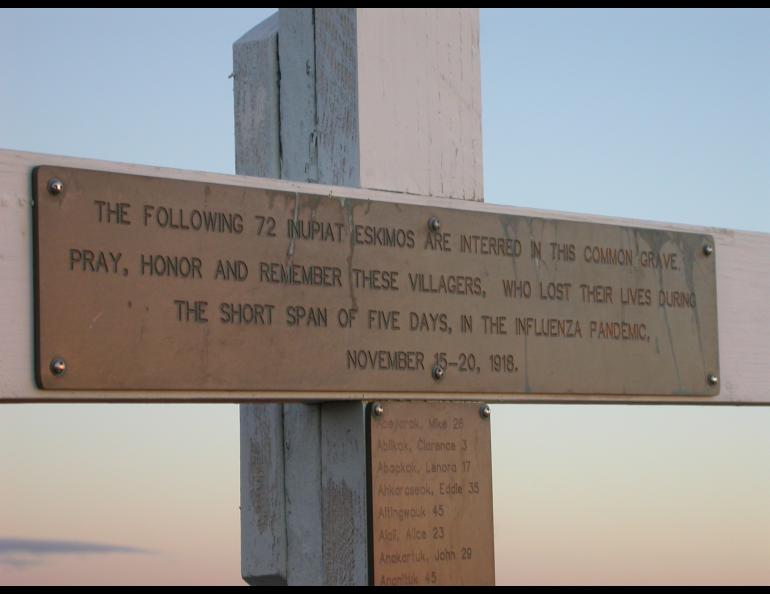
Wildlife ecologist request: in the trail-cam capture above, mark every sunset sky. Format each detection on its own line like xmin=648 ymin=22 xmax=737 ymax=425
xmin=1 ymin=8 xmax=769 ymax=585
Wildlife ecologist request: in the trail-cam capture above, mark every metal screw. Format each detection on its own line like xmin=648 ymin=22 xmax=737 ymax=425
xmin=432 ymin=365 xmax=445 ymax=381
xmin=480 ymin=404 xmax=491 ymax=419
xmin=372 ymin=402 xmax=384 ymax=417
xmin=703 ymin=243 xmax=714 ymax=256
xmin=48 ymin=178 xmax=64 ymax=195
xmin=50 ymin=358 xmax=67 ymax=376
xmin=707 ymin=373 xmax=719 ymax=386
xmin=428 ymin=216 xmax=441 ymax=233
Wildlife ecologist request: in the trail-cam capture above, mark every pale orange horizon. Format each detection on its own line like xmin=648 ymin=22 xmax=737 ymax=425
xmin=2 ymin=403 xmax=769 ymax=585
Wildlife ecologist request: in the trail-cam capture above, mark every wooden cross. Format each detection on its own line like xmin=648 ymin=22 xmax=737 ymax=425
xmin=233 ymin=9 xmax=489 ymax=585
xmin=1 ymin=7 xmax=769 ymax=587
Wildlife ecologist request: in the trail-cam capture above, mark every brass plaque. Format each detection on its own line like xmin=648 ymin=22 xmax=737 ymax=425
xmin=367 ymin=401 xmax=494 ymax=586
xmin=33 ymin=166 xmax=719 ymax=396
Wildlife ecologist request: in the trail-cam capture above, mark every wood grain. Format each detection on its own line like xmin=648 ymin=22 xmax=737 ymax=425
xmin=239 ymin=404 xmax=287 ymax=586
xmin=233 ymin=13 xmax=280 ymax=179
xmin=357 ymin=8 xmax=483 ymax=201
xmin=232 ymin=16 xmax=288 ymax=586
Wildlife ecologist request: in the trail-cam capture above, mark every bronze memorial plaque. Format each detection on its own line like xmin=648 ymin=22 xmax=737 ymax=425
xmin=367 ymin=401 xmax=494 ymax=586
xmin=33 ymin=166 xmax=719 ymax=397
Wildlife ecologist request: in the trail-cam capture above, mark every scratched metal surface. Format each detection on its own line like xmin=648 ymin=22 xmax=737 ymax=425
xmin=34 ymin=166 xmax=719 ymax=397
xmin=367 ymin=401 xmax=495 ymax=586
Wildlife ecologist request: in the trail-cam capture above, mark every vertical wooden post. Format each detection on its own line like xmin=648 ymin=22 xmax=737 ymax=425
xmin=234 ymin=8 xmax=483 ymax=585
xmin=233 ymin=14 xmax=287 ymax=587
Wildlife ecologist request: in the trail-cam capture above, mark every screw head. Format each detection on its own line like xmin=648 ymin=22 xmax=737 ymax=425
xmin=707 ymin=373 xmax=719 ymax=386
xmin=372 ymin=402 xmax=384 ymax=417
xmin=428 ymin=216 xmax=441 ymax=233
xmin=50 ymin=358 xmax=67 ymax=376
xmin=703 ymin=243 xmax=714 ymax=256
xmin=480 ymin=404 xmax=491 ymax=419
xmin=48 ymin=178 xmax=64 ymax=195
xmin=432 ymin=365 xmax=445 ymax=381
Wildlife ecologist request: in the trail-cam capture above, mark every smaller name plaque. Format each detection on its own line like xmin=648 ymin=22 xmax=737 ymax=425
xmin=368 ymin=401 xmax=494 ymax=586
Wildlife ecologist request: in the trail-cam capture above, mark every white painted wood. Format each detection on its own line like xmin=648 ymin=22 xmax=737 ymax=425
xmin=356 ymin=8 xmax=483 ymax=200
xmin=1 ymin=147 xmax=769 ymax=405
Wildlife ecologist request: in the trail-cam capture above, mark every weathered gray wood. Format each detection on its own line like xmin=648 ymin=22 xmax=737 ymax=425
xmin=239 ymin=405 xmax=286 ymax=586
xmin=319 ymin=403 xmax=368 ymax=585
xmin=233 ymin=16 xmax=287 ymax=586
xmin=278 ymin=9 xmax=318 ymax=184
xmin=233 ymin=13 xmax=280 ymax=179
xmin=238 ymin=9 xmax=369 ymax=585
xmin=283 ymin=404 xmax=323 ymax=584
xmin=235 ymin=8 xmax=485 ymax=586
xmin=278 ymin=10 xmax=366 ymax=586
xmin=313 ymin=8 xmax=361 ymax=188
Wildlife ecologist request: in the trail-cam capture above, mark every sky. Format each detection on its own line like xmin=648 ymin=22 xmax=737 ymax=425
xmin=1 ymin=7 xmax=769 ymax=586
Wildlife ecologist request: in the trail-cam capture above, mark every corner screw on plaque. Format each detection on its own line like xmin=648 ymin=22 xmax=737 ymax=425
xmin=703 ymin=243 xmax=714 ymax=256
xmin=707 ymin=373 xmax=719 ymax=386
xmin=48 ymin=178 xmax=64 ymax=195
xmin=50 ymin=358 xmax=67 ymax=377
xmin=372 ymin=402 xmax=384 ymax=417
xmin=432 ymin=365 xmax=445 ymax=381
xmin=480 ymin=404 xmax=491 ymax=419
xmin=427 ymin=216 xmax=441 ymax=233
